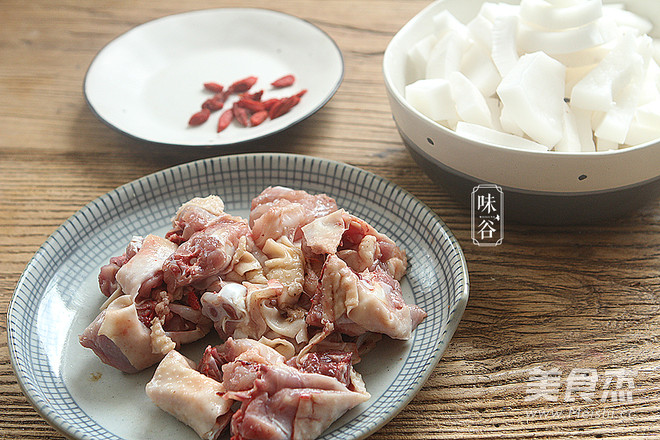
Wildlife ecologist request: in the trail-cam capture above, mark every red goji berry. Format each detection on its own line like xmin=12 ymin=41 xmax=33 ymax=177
xmin=250 ymin=110 xmax=269 ymax=126
xmin=271 ymin=74 xmax=295 ymax=88
xmin=268 ymin=95 xmax=300 ymax=119
xmin=202 ymin=97 xmax=224 ymax=111
xmin=262 ymin=98 xmax=281 ymax=111
xmin=203 ymin=82 xmax=224 ymax=93
xmin=188 ymin=108 xmax=211 ymax=126
xmin=295 ymin=89 xmax=307 ymax=98
xmin=237 ymin=98 xmax=266 ymax=113
xmin=232 ymin=103 xmax=251 ymax=127
xmin=217 ymin=108 xmax=234 ymax=132
xmin=241 ymin=90 xmax=263 ymax=101
xmin=228 ymin=76 xmax=258 ymax=94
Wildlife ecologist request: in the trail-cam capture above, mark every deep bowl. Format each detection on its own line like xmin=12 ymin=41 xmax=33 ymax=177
xmin=384 ymin=0 xmax=660 ymax=224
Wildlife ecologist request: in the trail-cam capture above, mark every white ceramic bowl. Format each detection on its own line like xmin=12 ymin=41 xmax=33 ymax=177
xmin=384 ymin=0 xmax=660 ymax=224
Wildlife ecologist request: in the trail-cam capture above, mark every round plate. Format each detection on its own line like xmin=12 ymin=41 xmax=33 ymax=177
xmin=84 ymin=9 xmax=344 ymax=146
xmin=8 ymin=153 xmax=469 ymax=440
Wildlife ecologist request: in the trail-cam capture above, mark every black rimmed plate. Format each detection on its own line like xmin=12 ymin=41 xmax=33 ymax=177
xmin=8 ymin=153 xmax=469 ymax=440
xmin=84 ymin=9 xmax=344 ymax=147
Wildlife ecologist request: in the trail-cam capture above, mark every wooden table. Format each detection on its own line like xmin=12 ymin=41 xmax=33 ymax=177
xmin=1 ymin=0 xmax=659 ymax=439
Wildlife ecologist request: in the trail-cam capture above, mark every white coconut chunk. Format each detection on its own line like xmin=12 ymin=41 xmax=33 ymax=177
xmin=634 ymin=99 xmax=660 ymax=128
xmin=404 ymin=78 xmax=459 ymax=122
xmin=432 ymin=10 xmax=470 ymax=40
xmin=449 ymin=72 xmax=494 ymax=128
xmin=593 ymin=36 xmax=651 ymax=144
xmin=552 ymin=41 xmax=614 ymax=68
xmin=456 ymin=121 xmax=548 ymax=151
xmin=573 ymin=108 xmax=596 ymax=152
xmin=520 ymin=0 xmax=603 ymax=31
xmin=518 ymin=16 xmax=617 ymax=55
xmin=478 ymin=2 xmax=520 ymax=22
xmin=500 ymin=104 xmax=524 ymax=137
xmin=595 ymin=136 xmax=619 ymax=151
xmin=602 ymin=6 xmax=653 ymax=35
xmin=565 ymin=64 xmax=598 ymax=99
xmin=496 ymin=51 xmax=566 ymax=147
xmin=570 ymin=32 xmax=641 ymax=112
xmin=426 ymin=31 xmax=470 ymax=79
xmin=624 ymin=117 xmax=660 ymax=146
xmin=467 ymin=14 xmax=494 ymax=50
xmin=486 ymin=97 xmax=504 ymax=132
xmin=491 ymin=15 xmax=520 ymax=76
xmin=638 ymin=59 xmax=660 ymax=106
xmin=407 ymin=34 xmax=439 ymax=81
xmin=555 ymin=102 xmax=582 ymax=152
xmin=461 ymin=41 xmax=501 ymax=97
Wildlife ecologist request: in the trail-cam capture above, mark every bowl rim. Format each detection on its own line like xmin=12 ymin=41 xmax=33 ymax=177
xmin=382 ymin=0 xmax=660 ymax=157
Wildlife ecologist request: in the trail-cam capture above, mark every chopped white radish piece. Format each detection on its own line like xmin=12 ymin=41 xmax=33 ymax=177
xmin=449 ymin=72 xmax=493 ymax=128
xmin=407 ymin=34 xmax=439 ymax=81
xmin=519 ymin=0 xmax=602 ymax=31
xmin=638 ymin=59 xmax=660 ymax=106
xmin=570 ymin=32 xmax=640 ymax=112
xmin=555 ymin=102 xmax=582 ymax=152
xmin=404 ymin=78 xmax=458 ymax=122
xmin=456 ymin=121 xmax=548 ymax=151
xmin=461 ymin=42 xmax=501 ymax=97
xmin=426 ymin=32 xmax=470 ymax=79
xmin=517 ymin=17 xmax=617 ymax=55
xmin=496 ymin=51 xmax=566 ymax=146
xmin=491 ymin=15 xmax=519 ymax=77
xmin=486 ymin=97 xmax=504 ymax=131
xmin=565 ymin=64 xmax=598 ymax=98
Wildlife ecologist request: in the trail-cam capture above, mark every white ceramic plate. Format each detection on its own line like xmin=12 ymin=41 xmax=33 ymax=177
xmin=8 ymin=153 xmax=469 ymax=440
xmin=84 ymin=9 xmax=344 ymax=146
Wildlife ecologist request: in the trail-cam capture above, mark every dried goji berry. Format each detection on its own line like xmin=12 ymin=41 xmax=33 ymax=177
xmin=188 ymin=108 xmax=211 ymax=126
xmin=250 ymin=110 xmax=269 ymax=126
xmin=203 ymin=82 xmax=224 ymax=93
xmin=202 ymin=97 xmax=224 ymax=111
xmin=262 ymin=98 xmax=281 ymax=111
xmin=237 ymin=98 xmax=266 ymax=113
xmin=242 ymin=90 xmax=263 ymax=101
xmin=295 ymin=89 xmax=307 ymax=98
xmin=228 ymin=76 xmax=258 ymax=94
xmin=271 ymin=74 xmax=295 ymax=88
xmin=268 ymin=95 xmax=300 ymax=119
xmin=232 ymin=103 xmax=251 ymax=127
xmin=217 ymin=108 xmax=234 ymax=132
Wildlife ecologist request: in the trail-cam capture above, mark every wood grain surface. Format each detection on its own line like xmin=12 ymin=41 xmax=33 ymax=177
xmin=1 ymin=1 xmax=659 ymax=439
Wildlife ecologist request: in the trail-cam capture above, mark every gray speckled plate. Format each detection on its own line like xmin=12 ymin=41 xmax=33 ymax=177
xmin=8 ymin=153 xmax=469 ymax=440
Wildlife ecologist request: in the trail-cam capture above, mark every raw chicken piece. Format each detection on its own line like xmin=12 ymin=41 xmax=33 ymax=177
xmin=163 ymin=214 xmax=250 ymax=292
xmin=98 ymin=236 xmax=143 ymax=297
xmin=301 ymin=210 xmax=407 ymax=281
xmin=146 ymin=350 xmax=233 ymax=440
xmin=79 ymin=295 xmax=167 ymax=373
xmin=166 ymin=195 xmax=226 ymax=244
xmin=205 ymin=338 xmax=370 ymax=440
xmin=250 ymin=186 xmax=338 ymax=227
xmin=307 ymin=255 xmax=426 ymax=340
xmin=250 ymin=187 xmax=338 ymax=248
xmin=115 ymin=234 xmax=178 ymax=301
